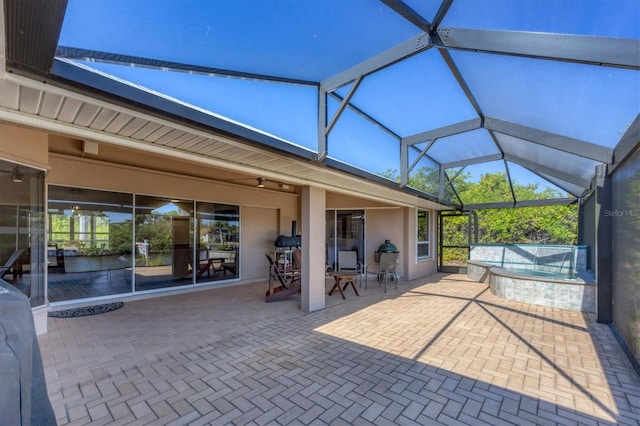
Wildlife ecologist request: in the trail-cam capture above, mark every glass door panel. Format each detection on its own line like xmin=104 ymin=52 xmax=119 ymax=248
xmin=326 ymin=210 xmax=364 ymax=272
xmin=195 ymin=202 xmax=240 ymax=283
xmin=47 ymin=186 xmax=132 ymax=302
xmin=134 ymin=195 xmax=193 ymax=291
xmin=0 ymin=160 xmax=45 ymax=306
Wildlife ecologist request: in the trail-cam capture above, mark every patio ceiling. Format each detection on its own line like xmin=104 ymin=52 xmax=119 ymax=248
xmin=2 ymin=0 xmax=639 ymax=209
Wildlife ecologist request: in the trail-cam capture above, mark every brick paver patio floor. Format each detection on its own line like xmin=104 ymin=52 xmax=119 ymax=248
xmin=39 ymin=273 xmax=640 ymax=425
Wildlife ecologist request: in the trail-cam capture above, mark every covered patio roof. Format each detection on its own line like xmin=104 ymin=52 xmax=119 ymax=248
xmin=2 ymin=0 xmax=639 ymax=209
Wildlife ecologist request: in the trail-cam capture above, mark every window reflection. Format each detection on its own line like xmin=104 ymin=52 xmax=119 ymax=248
xmin=134 ymin=196 xmax=193 ymax=291
xmin=417 ymin=209 xmax=430 ymax=258
xmin=46 ymin=188 xmax=242 ymax=302
xmin=47 ymin=186 xmax=133 ymax=302
xmin=196 ymin=202 xmax=240 ymax=282
xmin=0 ymin=160 xmax=45 ymax=306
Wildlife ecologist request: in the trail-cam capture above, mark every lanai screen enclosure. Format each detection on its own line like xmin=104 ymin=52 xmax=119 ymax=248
xmin=2 ymin=0 xmax=639 ymax=364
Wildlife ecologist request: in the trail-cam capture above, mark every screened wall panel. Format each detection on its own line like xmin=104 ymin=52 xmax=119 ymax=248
xmin=507 ymin=163 xmax=573 ymax=200
xmin=440 ymin=0 xmax=640 ymax=37
xmin=428 ymin=129 xmax=500 ymax=164
xmin=45 ymin=0 xmax=640 ymax=210
xmin=349 ymin=51 xmax=478 ymax=137
xmin=454 ymin=161 xmax=514 ymax=204
xmin=73 ymin=61 xmax=319 ymax=150
xmin=327 ymin=105 xmax=400 ymax=175
xmin=450 ymin=52 xmax=639 ymax=147
xmin=611 ymin=148 xmax=640 ymax=364
xmin=407 ymin=156 xmax=440 ymax=197
xmin=496 ymin=133 xmax=600 ymax=183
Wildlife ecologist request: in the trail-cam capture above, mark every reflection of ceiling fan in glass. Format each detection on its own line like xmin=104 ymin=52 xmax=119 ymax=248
xmin=0 ymin=165 xmax=24 ymax=182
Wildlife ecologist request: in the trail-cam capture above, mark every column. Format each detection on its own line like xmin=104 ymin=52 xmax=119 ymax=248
xmin=301 ymin=186 xmax=326 ymax=313
xmin=595 ymin=165 xmax=612 ymax=323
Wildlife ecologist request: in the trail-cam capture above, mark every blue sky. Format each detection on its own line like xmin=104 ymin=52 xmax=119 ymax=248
xmin=57 ymin=1 xmax=639 ymax=197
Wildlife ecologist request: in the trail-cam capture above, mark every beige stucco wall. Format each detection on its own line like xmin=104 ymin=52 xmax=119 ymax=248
xmin=0 ymin=124 xmax=49 ymax=168
xmin=365 ymin=208 xmax=405 ymax=275
xmin=241 ymin=206 xmax=279 ymax=281
xmin=48 ymin=154 xmax=298 ymax=210
xmin=326 ymin=192 xmax=394 ymax=209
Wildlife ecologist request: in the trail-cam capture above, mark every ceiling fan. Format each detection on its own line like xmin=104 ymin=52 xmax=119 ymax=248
xmin=225 ymin=176 xmax=293 ymax=190
xmin=0 ymin=165 xmax=24 ymax=182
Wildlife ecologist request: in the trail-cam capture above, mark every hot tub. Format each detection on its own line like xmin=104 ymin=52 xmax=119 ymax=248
xmin=467 ymin=244 xmax=596 ymax=313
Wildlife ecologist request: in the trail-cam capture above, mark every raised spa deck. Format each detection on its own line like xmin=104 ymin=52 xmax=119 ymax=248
xmin=468 ymin=244 xmax=596 ymax=313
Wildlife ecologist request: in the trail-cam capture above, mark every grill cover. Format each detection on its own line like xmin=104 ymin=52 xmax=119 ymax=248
xmin=274 ymin=235 xmax=301 ymax=248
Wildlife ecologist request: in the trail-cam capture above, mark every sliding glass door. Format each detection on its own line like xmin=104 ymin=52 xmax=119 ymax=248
xmin=47 ymin=186 xmax=242 ymax=302
xmin=47 ymin=186 xmax=134 ymax=302
xmin=325 ymin=210 xmax=364 ymax=271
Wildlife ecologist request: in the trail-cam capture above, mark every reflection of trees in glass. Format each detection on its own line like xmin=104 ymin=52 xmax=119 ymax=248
xmin=49 ymin=213 xmax=71 ymax=237
xmin=417 ymin=210 xmax=429 ymax=257
xmin=136 ymin=214 xmax=173 ymax=254
xmin=49 ymin=211 xmax=114 ymax=253
xmin=109 ymin=221 xmax=133 ymax=254
xmin=417 ymin=212 xmax=428 ymax=241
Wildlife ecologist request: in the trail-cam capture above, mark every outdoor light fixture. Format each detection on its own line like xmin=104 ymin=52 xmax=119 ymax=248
xmin=10 ymin=166 xmax=23 ymax=183
xmin=257 ymin=177 xmax=265 ymax=188
xmin=72 ymin=204 xmax=79 ymax=211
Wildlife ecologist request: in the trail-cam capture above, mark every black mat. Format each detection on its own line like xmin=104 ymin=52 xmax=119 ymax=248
xmin=48 ymin=301 xmax=124 ymax=318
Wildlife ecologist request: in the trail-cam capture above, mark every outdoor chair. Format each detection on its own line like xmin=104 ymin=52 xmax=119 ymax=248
xmin=365 ymin=251 xmax=399 ymax=293
xmin=196 ymin=248 xmax=212 ymax=277
xmin=337 ymin=250 xmax=361 ymax=286
xmin=187 ymin=249 xmax=215 ymax=277
xmin=265 ymin=252 xmax=301 ymax=302
xmin=221 ymin=250 xmax=238 ymax=276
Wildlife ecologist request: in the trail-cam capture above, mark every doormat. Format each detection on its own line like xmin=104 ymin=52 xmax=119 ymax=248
xmin=48 ymin=301 xmax=124 ymax=318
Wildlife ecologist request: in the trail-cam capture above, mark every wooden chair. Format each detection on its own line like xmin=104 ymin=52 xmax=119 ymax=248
xmin=187 ymin=249 xmax=215 ymax=278
xmin=265 ymin=252 xmax=301 ymax=302
xmin=221 ymin=250 xmax=238 ymax=276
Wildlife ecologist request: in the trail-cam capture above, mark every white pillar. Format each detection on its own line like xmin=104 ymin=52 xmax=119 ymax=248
xmin=301 ymin=186 xmax=326 ymax=313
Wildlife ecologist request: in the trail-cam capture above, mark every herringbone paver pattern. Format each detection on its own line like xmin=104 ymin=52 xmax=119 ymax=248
xmin=39 ymin=274 xmax=640 ymax=425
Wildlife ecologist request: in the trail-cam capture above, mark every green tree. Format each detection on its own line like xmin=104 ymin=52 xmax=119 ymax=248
xmin=381 ymin=168 xmax=578 ymax=263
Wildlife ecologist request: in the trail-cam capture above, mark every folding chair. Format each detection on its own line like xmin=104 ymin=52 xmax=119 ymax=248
xmin=365 ymin=252 xmax=399 ymax=292
xmin=265 ymin=253 xmax=301 ymax=302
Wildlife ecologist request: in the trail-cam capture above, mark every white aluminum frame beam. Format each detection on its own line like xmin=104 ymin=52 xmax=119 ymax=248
xmin=441 ymin=153 xmax=503 ymax=169
xmin=485 ymin=117 xmax=613 ymax=163
xmin=612 ymin=113 xmax=640 ymax=170
xmin=381 ymin=0 xmax=432 ymax=33
xmin=524 ymin=169 xmax=584 ymax=198
xmin=504 ymin=153 xmax=592 ymax=189
xmin=324 ymin=77 xmax=363 ymax=137
xmin=404 ymin=118 xmax=482 ymax=146
xmin=56 ymin=46 xmax=319 ymax=86
xmin=433 ymin=28 xmax=640 ymax=70
xmin=465 ymin=197 xmax=577 ymax=210
xmin=321 ymin=33 xmax=431 ymax=92
xmin=402 ymin=144 xmax=441 ymax=187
